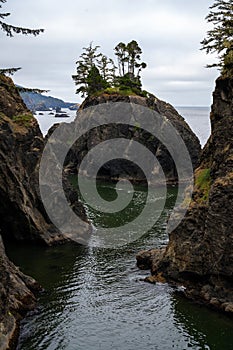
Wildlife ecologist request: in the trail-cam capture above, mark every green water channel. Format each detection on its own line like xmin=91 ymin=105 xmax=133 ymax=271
xmin=5 ymin=182 xmax=233 ymax=350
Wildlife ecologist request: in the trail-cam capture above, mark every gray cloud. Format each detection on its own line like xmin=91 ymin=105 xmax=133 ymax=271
xmin=1 ymin=0 xmax=218 ymax=105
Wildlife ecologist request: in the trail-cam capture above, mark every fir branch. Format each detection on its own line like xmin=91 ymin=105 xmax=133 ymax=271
xmin=0 ymin=67 xmax=21 ymax=75
xmin=0 ymin=12 xmax=10 ymax=19
xmin=0 ymin=0 xmax=44 ymax=37
xmin=0 ymin=21 xmax=44 ymax=37
xmin=17 ymin=86 xmax=49 ymax=94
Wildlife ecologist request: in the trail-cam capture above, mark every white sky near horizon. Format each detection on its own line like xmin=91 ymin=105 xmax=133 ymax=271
xmin=1 ymin=0 xmax=219 ymax=106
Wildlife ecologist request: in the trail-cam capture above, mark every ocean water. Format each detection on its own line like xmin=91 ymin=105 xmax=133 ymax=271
xmin=176 ymin=106 xmax=211 ymax=147
xmin=34 ymin=108 xmax=76 ymax=136
xmin=7 ymin=183 xmax=233 ymax=350
xmin=34 ymin=106 xmax=211 ymax=147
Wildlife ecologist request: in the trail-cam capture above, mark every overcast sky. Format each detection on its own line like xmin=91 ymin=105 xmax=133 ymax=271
xmin=1 ymin=0 xmax=219 ymax=106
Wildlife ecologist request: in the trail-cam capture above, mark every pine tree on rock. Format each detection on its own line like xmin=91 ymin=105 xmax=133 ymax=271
xmin=114 ymin=42 xmax=128 ymax=76
xmin=114 ymin=40 xmax=147 ymax=92
xmin=72 ymin=43 xmax=102 ymax=97
xmin=97 ymin=54 xmax=116 ymax=85
xmin=86 ymin=65 xmax=108 ymax=96
xmin=73 ymin=40 xmax=148 ymax=98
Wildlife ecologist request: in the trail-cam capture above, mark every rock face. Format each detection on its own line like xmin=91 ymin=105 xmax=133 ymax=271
xmin=0 ymin=74 xmax=88 ymax=245
xmin=137 ymin=76 xmax=233 ymax=314
xmin=0 ymin=237 xmax=40 ymax=350
xmin=0 ymin=75 xmax=89 ymax=349
xmin=67 ymin=93 xmax=201 ymax=184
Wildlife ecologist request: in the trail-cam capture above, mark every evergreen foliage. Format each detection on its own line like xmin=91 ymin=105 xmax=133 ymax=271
xmin=86 ymin=65 xmax=109 ymax=96
xmin=73 ymin=40 xmax=147 ymax=98
xmin=0 ymin=0 xmax=44 ymax=37
xmin=17 ymin=86 xmax=49 ymax=94
xmin=0 ymin=67 xmax=21 ymax=75
xmin=201 ymin=0 xmax=233 ymax=75
xmin=114 ymin=40 xmax=147 ymax=78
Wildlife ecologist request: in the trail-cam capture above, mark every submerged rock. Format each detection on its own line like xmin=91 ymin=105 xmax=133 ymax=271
xmin=137 ymin=76 xmax=233 ymax=314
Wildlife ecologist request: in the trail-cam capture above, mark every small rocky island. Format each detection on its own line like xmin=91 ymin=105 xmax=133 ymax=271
xmin=66 ymin=92 xmax=201 ymax=184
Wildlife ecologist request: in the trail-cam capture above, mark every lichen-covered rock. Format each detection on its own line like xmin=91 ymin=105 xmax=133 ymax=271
xmin=137 ymin=76 xmax=233 ymax=314
xmin=67 ymin=93 xmax=201 ymax=184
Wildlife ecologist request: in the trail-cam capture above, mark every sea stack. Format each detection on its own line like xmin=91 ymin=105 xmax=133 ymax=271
xmin=66 ymin=92 xmax=201 ymax=184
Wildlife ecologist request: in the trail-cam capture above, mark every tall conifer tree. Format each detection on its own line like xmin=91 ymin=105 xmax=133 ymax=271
xmin=201 ymin=0 xmax=233 ymax=75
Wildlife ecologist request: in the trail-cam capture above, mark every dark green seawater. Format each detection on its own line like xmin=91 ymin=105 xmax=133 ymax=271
xmin=6 ymin=183 xmax=233 ymax=350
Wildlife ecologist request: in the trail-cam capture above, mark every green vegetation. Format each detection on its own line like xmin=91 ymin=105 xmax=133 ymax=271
xmin=12 ymin=113 xmax=34 ymax=127
xmin=201 ymin=0 xmax=233 ymax=76
xmin=195 ymin=168 xmax=212 ymax=201
xmin=92 ymin=86 xmax=149 ymax=98
xmin=94 ymin=87 xmax=137 ymax=97
xmin=0 ymin=67 xmax=21 ymax=76
xmin=72 ymin=40 xmax=147 ymax=98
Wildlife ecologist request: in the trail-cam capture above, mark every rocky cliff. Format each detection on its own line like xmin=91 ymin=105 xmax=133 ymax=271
xmin=0 ymin=74 xmax=88 ymax=349
xmin=67 ymin=93 xmax=201 ymax=184
xmin=137 ymin=76 xmax=233 ymax=314
xmin=0 ymin=74 xmax=88 ymax=244
xmin=0 ymin=237 xmax=40 ymax=350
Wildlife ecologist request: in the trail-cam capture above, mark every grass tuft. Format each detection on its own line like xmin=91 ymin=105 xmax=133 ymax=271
xmin=12 ymin=113 xmax=33 ymax=127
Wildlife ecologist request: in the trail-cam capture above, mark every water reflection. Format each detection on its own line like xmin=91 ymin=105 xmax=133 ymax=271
xmin=173 ymin=294 xmax=233 ymax=350
xmin=4 ymin=183 xmax=233 ymax=350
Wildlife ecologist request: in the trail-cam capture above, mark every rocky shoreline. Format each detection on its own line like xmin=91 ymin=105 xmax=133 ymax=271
xmin=136 ymin=75 xmax=233 ymax=315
